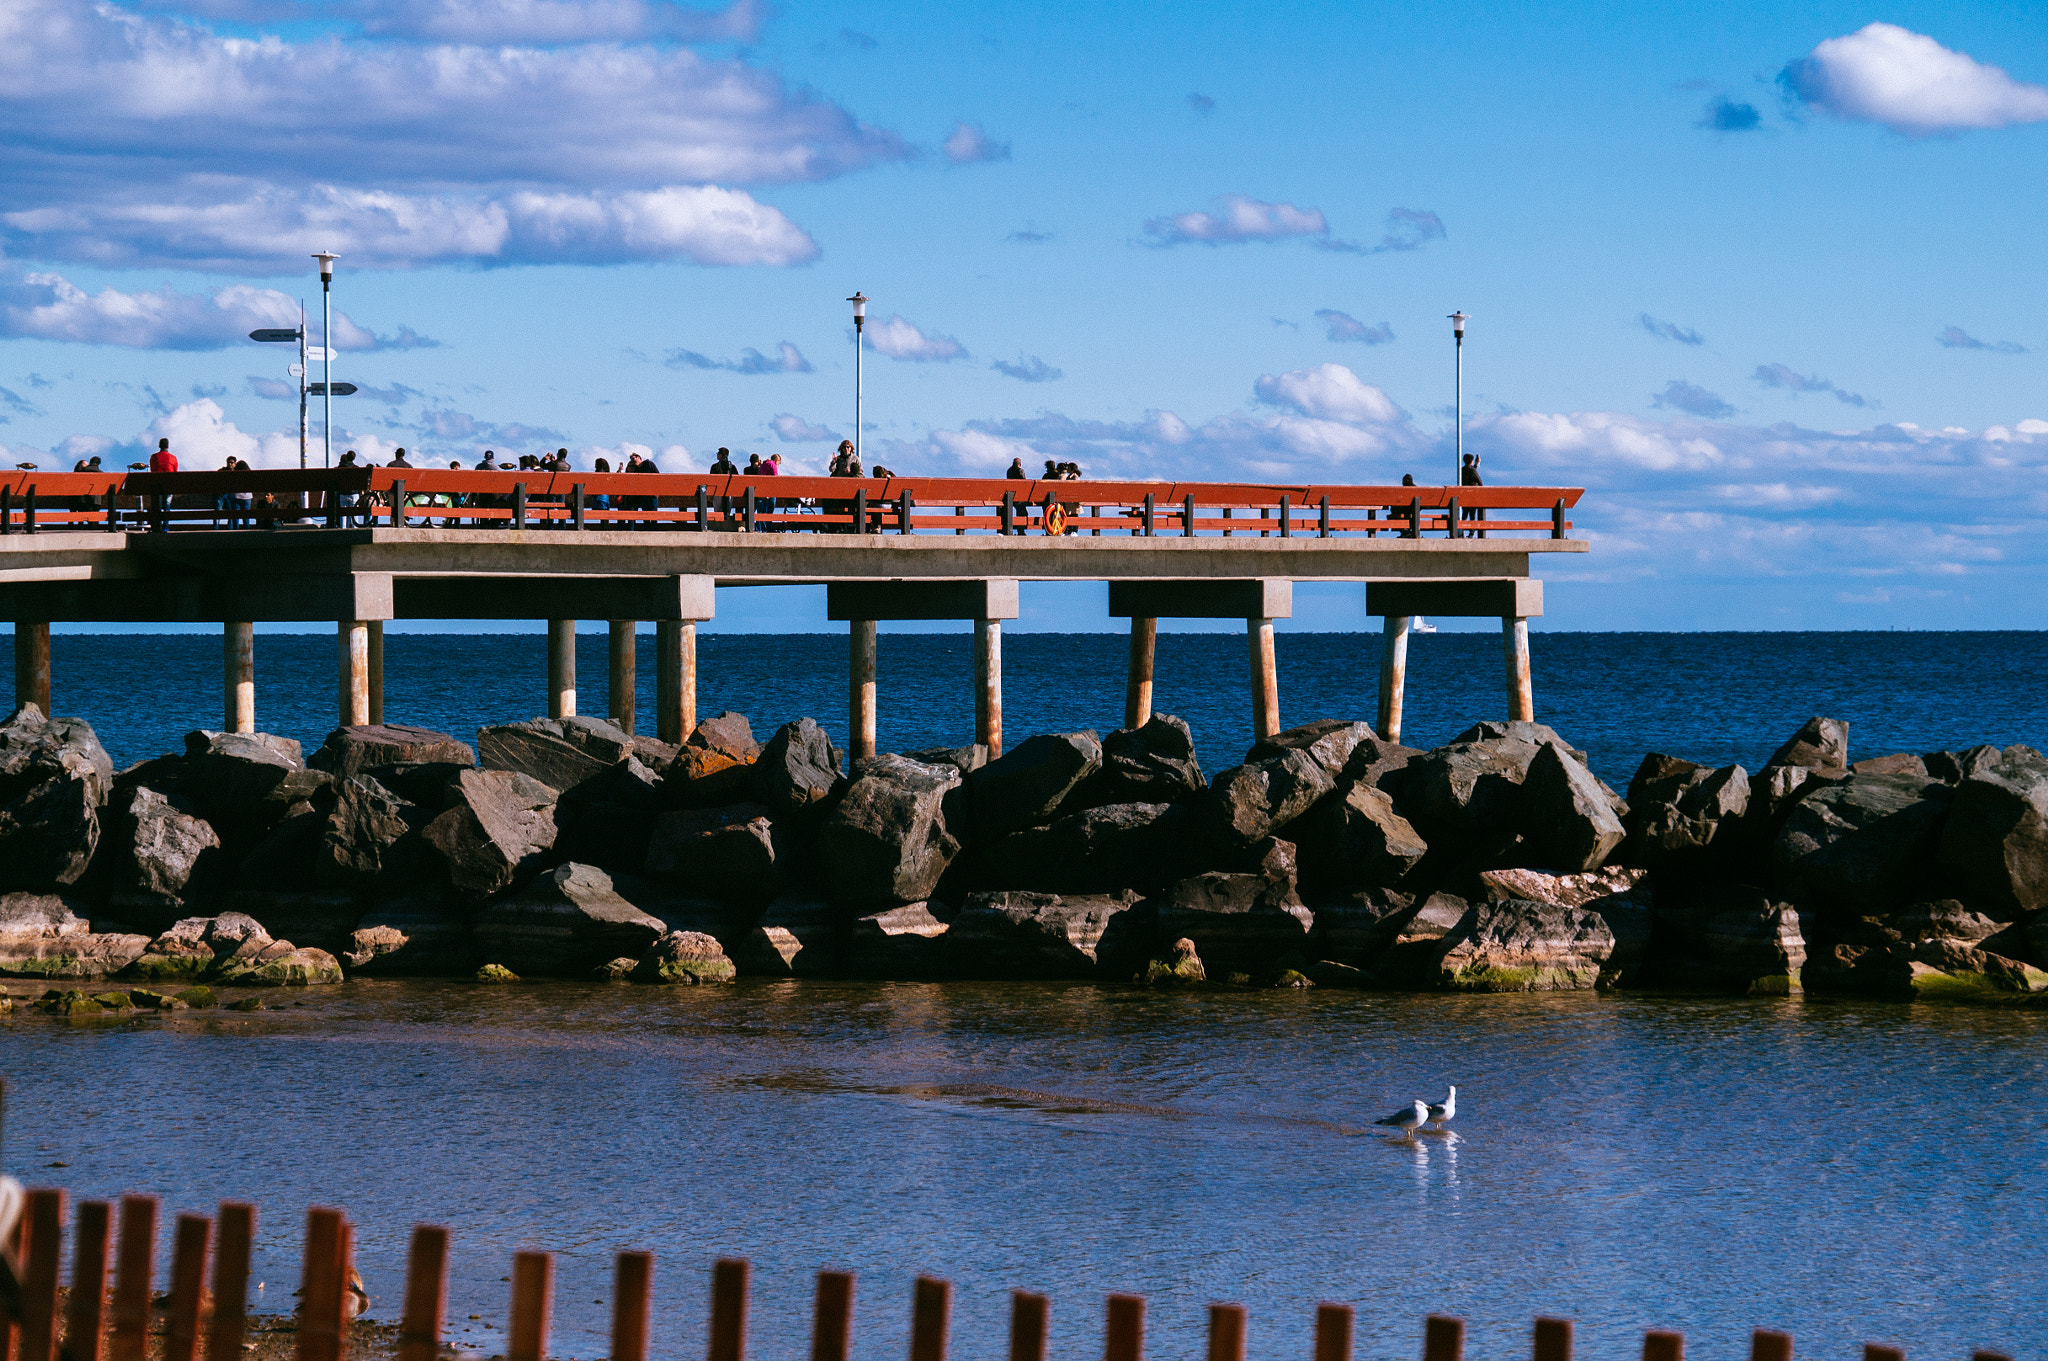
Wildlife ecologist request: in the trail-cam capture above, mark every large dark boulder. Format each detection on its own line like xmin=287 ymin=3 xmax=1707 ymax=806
xmin=1202 ymin=750 xmax=1333 ymax=846
xmin=984 ymin=802 xmax=1204 ymax=896
xmin=178 ymin=731 xmax=321 ymax=844
xmin=1336 ymin=736 xmax=1427 ymax=793
xmin=903 ymin=744 xmax=989 ymax=778
xmin=631 ymin=930 xmax=736 ymax=984
xmin=236 ymin=805 xmax=330 ymax=893
xmin=315 ymin=775 xmax=435 ymax=892
xmin=661 ymin=711 xmax=759 ymax=786
xmin=1300 ymin=782 xmax=1427 ymax=887
xmin=480 ymin=716 xmax=634 ymax=791
xmin=474 ymin=862 xmax=667 ymax=975
xmin=1304 ymin=889 xmax=1416 ymax=967
xmin=1392 ymin=731 xmax=1546 ymax=846
xmin=1773 ymin=772 xmax=1951 ymax=910
xmin=550 ymin=757 xmax=660 ymax=874
xmin=1766 ymin=717 xmax=1849 ymax=771
xmin=0 ymin=893 xmax=148 ymax=978
xmin=947 ymin=891 xmax=1143 ymax=978
xmin=345 ymin=897 xmax=476 ymax=976
xmin=309 ymin=724 xmax=475 ymax=780
xmin=967 ymin=731 xmax=1102 ymax=840
xmin=1152 ymin=853 xmax=1312 ymax=977
xmin=726 ymin=893 xmax=844 ymax=977
xmin=423 ymin=769 xmax=560 ymax=902
xmin=843 ymin=902 xmax=951 ymax=980
xmin=1246 ymin=720 xmax=1374 ymax=778
xmin=1098 ymin=716 xmax=1204 ymax=804
xmin=0 ymin=704 xmax=112 ymax=891
xmin=752 ymin=718 xmax=842 ymax=816
xmin=1451 ymin=720 xmax=1592 ymax=765
xmin=1925 ymin=746 xmax=2003 ymax=785
xmin=1623 ymin=755 xmax=1750 ymax=870
xmin=1937 ymin=745 xmax=2048 ymax=913
xmin=1432 ymin=899 xmax=1628 ymax=991
xmin=1649 ymin=886 xmax=1805 ymax=994
xmin=817 ymin=755 xmax=962 ymax=908
xmin=643 ymin=803 xmax=787 ymax=906
xmin=1520 ymin=742 xmax=1626 ymax=872
xmin=105 ymin=786 xmax=224 ymax=928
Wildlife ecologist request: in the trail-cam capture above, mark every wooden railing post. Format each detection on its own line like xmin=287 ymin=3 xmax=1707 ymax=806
xmin=571 ymin=483 xmax=586 ymax=529
xmin=108 ymin=1196 xmax=158 ymax=1361
xmin=19 ymin=1189 xmax=61 ymax=1361
xmin=391 ymin=479 xmax=406 ymax=528
xmin=612 ymin=1252 xmax=653 ymax=1361
xmin=508 ymin=1252 xmax=554 ymax=1361
xmin=1142 ymin=492 xmax=1154 ymax=537
xmin=853 ymin=489 xmax=867 ymax=536
xmin=1319 ymin=495 xmax=1330 ymax=537
xmin=743 ymin=487 xmax=756 ymax=533
xmin=1407 ymin=496 xmax=1421 ymax=537
xmin=899 ymin=488 xmax=914 ymax=534
xmin=1533 ymin=1318 xmax=1572 ymax=1361
xmin=810 ymin=1271 xmax=853 ymax=1361
xmin=696 ymin=485 xmax=709 ymax=530
xmin=1313 ymin=1304 xmax=1352 ymax=1361
xmin=1204 ymin=1305 xmax=1246 ymax=1361
xmin=1749 ymin=1331 xmax=1792 ymax=1361
xmin=909 ymin=1277 xmax=950 ymax=1361
xmin=1553 ymin=498 xmax=1566 ymax=538
xmin=709 ymin=1259 xmax=749 ymax=1361
xmin=67 ymin=1201 xmax=113 ymax=1361
xmin=293 ymin=1208 xmax=348 ymax=1361
xmin=1642 ymin=1331 xmax=1684 ymax=1361
xmin=21 ymin=486 xmax=34 ymax=534
xmin=206 ymin=1204 xmax=256 ymax=1361
xmin=1000 ymin=491 xmax=1015 ymax=536
xmin=1008 ymin=1292 xmax=1048 ymax=1361
xmin=105 ymin=486 xmax=121 ymax=532
xmin=396 ymin=1226 xmax=450 ymax=1361
xmin=1278 ymin=494 xmax=1290 ymax=538
xmin=163 ymin=1215 xmax=213 ymax=1361
xmin=1182 ymin=493 xmax=1195 ymax=538
xmin=1423 ymin=1315 xmax=1464 ymax=1361
xmin=1446 ymin=496 xmax=1460 ymax=538
xmin=1104 ymin=1294 xmax=1143 ymax=1361
xmin=512 ymin=482 xmax=527 ymax=528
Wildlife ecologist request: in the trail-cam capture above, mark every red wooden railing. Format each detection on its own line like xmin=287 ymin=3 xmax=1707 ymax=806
xmin=0 ymin=471 xmax=1580 ymax=540
xmin=1 ymin=1187 xmax=2011 ymax=1361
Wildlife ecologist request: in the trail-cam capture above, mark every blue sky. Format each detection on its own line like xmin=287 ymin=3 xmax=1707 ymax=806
xmin=3 ymin=0 xmax=2047 ymax=632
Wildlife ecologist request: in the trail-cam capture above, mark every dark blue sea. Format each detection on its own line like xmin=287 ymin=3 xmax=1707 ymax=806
xmin=11 ymin=630 xmax=2046 ymax=779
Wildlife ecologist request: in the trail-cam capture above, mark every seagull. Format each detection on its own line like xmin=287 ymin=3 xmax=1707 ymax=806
xmin=1374 ymin=1099 xmax=1429 ymax=1137
xmin=1428 ymin=1085 xmax=1457 ymax=1127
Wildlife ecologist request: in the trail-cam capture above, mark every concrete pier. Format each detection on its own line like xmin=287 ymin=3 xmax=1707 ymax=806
xmin=827 ymin=579 xmax=1018 ymax=757
xmin=14 ymin=622 xmax=48 ymax=713
xmin=1504 ymin=616 xmax=1534 ymax=721
xmin=1124 ymin=617 xmax=1156 ymax=729
xmin=975 ymin=617 xmax=1002 ymax=757
xmin=1367 ymin=578 xmax=1544 ymax=736
xmin=1377 ymin=615 xmax=1411 ymax=744
xmin=1249 ymin=617 xmax=1280 ymax=739
xmin=367 ymin=620 xmax=384 ymax=726
xmin=609 ymin=621 xmax=636 ymax=734
xmin=225 ymin=621 xmax=254 ymax=733
xmin=655 ymin=620 xmax=696 ymax=743
xmin=850 ymin=619 xmax=878 ymax=760
xmin=338 ymin=621 xmax=370 ymax=725
xmin=548 ymin=619 xmax=576 ymax=718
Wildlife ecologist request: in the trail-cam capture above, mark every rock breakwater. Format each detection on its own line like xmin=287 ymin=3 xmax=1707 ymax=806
xmin=1 ymin=701 xmax=2043 ymax=1005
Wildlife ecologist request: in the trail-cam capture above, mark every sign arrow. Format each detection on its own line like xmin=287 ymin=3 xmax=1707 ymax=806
xmin=307 ymin=382 xmax=357 ymax=396
xmin=249 ymin=328 xmax=301 ymax=342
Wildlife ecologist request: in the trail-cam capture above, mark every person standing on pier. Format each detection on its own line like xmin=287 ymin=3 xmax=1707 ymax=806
xmin=1007 ymin=457 xmax=1026 ymax=479
xmin=1460 ymin=452 xmax=1484 ymax=538
xmin=149 ymin=438 xmax=177 ymax=472
xmin=827 ymin=440 xmax=859 ymax=532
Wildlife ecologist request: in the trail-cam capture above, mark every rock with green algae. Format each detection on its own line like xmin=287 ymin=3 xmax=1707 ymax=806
xmin=592 ymin=957 xmax=638 ymax=980
xmin=1141 ymin=937 xmax=1207 ymax=987
xmin=213 ymin=946 xmax=343 ymax=987
xmin=127 ymin=988 xmax=186 ymax=1010
xmin=1270 ymin=969 xmax=1316 ymax=988
xmin=174 ymin=985 xmax=216 ymax=1008
xmin=90 ymin=991 xmax=133 ymax=1008
xmin=632 ymin=930 xmax=736 ymax=984
xmin=475 ymin=963 xmax=519 ymax=983
xmin=226 ymin=997 xmax=264 ymax=1011
xmin=36 ymin=989 xmax=104 ymax=1015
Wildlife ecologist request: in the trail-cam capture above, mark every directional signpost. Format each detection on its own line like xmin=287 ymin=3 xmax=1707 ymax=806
xmin=249 ymin=317 xmax=309 ymax=468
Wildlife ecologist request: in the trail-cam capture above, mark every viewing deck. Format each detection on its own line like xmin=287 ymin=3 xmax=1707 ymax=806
xmin=0 ymin=471 xmax=1587 ymax=754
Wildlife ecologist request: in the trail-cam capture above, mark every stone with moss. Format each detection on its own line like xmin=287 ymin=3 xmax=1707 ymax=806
xmin=174 ymin=985 xmax=216 ymax=1008
xmin=227 ymin=997 xmax=264 ymax=1011
xmin=90 ymin=991 xmax=133 ymax=1008
xmin=128 ymin=988 xmax=186 ymax=1010
xmin=633 ymin=930 xmax=737 ymax=985
xmin=1269 ymin=969 xmax=1315 ymax=988
xmin=36 ymin=989 xmax=104 ymax=1015
xmin=475 ymin=963 xmax=519 ymax=983
xmin=1141 ymin=937 xmax=1206 ymax=987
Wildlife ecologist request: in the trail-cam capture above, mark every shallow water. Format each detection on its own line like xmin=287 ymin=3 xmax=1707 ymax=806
xmin=8 ymin=982 xmax=2043 ymax=1360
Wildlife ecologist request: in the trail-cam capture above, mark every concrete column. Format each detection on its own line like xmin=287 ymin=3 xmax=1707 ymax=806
xmin=609 ymin=621 xmax=637 ymax=735
xmin=1124 ymin=617 xmax=1156 ymax=730
xmin=548 ymin=619 xmax=576 ymax=719
xmin=655 ymin=620 xmax=697 ymax=743
xmin=13 ymin=623 xmax=50 ymax=714
xmin=338 ymin=621 xmax=370 ymax=726
xmin=850 ymin=619 xmax=878 ymax=760
xmin=975 ymin=617 xmax=1003 ymax=758
xmin=1504 ymin=615 xmax=1534 ymax=721
xmin=367 ymin=620 xmax=385 ymax=726
xmin=1248 ymin=617 xmax=1280 ymax=739
xmin=1377 ymin=615 xmax=1411 ymax=744
xmin=224 ymin=621 xmax=254 ymax=733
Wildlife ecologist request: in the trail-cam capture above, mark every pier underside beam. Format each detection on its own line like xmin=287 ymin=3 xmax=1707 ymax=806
xmin=6 ymin=573 xmax=394 ymax=623
xmin=392 ymin=574 xmax=714 ymax=622
xmin=1366 ymin=578 xmax=1543 ymax=734
xmin=824 ymin=579 xmax=1019 ymax=622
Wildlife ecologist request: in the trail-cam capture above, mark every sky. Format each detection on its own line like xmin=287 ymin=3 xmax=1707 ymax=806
xmin=2 ymin=0 xmax=2047 ymax=633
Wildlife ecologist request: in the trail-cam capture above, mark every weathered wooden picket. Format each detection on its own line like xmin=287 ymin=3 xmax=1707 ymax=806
xmin=3 ymin=1189 xmax=2016 ymax=1361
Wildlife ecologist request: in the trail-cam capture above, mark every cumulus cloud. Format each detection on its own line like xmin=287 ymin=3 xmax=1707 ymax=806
xmin=991 ymin=356 xmax=1062 ymax=383
xmin=666 ymin=341 xmax=812 ymax=374
xmin=0 ymin=0 xmax=899 ymax=271
xmin=1938 ymin=326 xmax=2027 ymax=355
xmin=1752 ymin=363 xmax=1870 ymax=408
xmin=1698 ymin=96 xmax=1761 ymax=131
xmin=770 ymin=414 xmax=836 ymax=442
xmin=1639 ymin=313 xmax=1704 ymax=346
xmin=1253 ymin=363 xmax=1406 ymax=425
xmin=942 ymin=123 xmax=1011 ymax=165
xmin=1316 ymin=208 xmax=1447 ymax=255
xmin=417 ymin=407 xmax=564 ymax=448
xmin=1781 ymin=23 xmax=2048 ymax=135
xmin=1651 ymin=380 xmax=1734 ymax=420
xmin=0 ymin=273 xmax=434 ymax=350
xmin=864 ymin=316 xmax=966 ymax=362
xmin=1143 ymin=196 xmax=1328 ymax=246
xmin=1316 ymin=310 xmax=1394 ymax=345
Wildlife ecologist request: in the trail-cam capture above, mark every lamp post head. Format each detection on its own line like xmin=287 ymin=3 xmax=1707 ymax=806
xmin=848 ymin=290 xmax=868 ymax=330
xmin=1449 ymin=310 xmax=1467 ymax=340
xmin=313 ymin=251 xmax=338 ymax=282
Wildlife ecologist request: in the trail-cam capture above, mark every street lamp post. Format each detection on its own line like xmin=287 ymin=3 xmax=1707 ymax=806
xmin=314 ymin=252 xmax=338 ymax=468
xmin=1448 ymin=311 xmax=1467 ymax=487
xmin=847 ymin=292 xmax=867 ymax=466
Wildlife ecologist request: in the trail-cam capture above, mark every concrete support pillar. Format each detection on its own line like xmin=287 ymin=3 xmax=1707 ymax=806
xmin=1504 ymin=615 xmax=1534 ymax=721
xmin=850 ymin=619 xmax=878 ymax=760
xmin=975 ymin=617 xmax=1003 ymax=758
xmin=338 ymin=621 xmax=370 ymax=726
xmin=609 ymin=621 xmax=637 ymax=735
xmin=655 ymin=620 xmax=697 ymax=743
xmin=367 ymin=620 xmax=385 ymax=726
xmin=1377 ymin=615 xmax=1411 ymax=744
xmin=224 ymin=621 xmax=254 ymax=733
xmin=1248 ymin=617 xmax=1279 ymax=740
xmin=1124 ymin=617 xmax=1156 ymax=730
xmin=13 ymin=623 xmax=50 ymax=714
xmin=548 ymin=619 xmax=576 ymax=719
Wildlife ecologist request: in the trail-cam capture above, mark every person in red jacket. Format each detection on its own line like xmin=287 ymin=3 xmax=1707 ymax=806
xmin=148 ymin=438 xmax=177 ymax=472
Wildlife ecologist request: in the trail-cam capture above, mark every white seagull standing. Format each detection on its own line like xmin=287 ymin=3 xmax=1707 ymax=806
xmin=1374 ymin=1099 xmax=1429 ymax=1137
xmin=1427 ymin=1085 xmax=1457 ymax=1128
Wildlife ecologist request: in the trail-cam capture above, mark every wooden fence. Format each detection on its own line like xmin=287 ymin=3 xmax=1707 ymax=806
xmin=0 ymin=472 xmax=1580 ymax=540
xmin=1 ymin=1188 xmax=2013 ymax=1361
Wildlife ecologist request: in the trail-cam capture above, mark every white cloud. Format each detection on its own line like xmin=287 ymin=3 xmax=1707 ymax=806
xmin=666 ymin=341 xmax=811 ymax=374
xmin=865 ymin=315 xmax=967 ymax=362
xmin=142 ymin=399 xmax=302 ymax=468
xmin=1316 ymin=310 xmax=1394 ymax=345
xmin=350 ymin=0 xmax=764 ymax=43
xmin=1253 ymin=363 xmax=1405 ymax=425
xmin=1143 ymin=195 xmax=1327 ymax=246
xmin=770 ymin=414 xmax=836 ymax=442
xmin=1782 ymin=23 xmax=2048 ymax=134
xmin=941 ymin=122 xmax=1010 ymax=165
xmin=991 ymin=355 xmax=1061 ymax=383
xmin=0 ymin=0 xmax=898 ymax=270
xmin=0 ymin=273 xmax=432 ymax=350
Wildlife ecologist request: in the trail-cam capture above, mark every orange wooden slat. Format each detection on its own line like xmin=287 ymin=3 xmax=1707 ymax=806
xmin=1204 ymin=1304 xmax=1246 ymax=1361
xmin=205 ymin=1204 xmax=256 ymax=1361
xmin=1423 ymin=1315 xmax=1465 ymax=1361
xmin=396 ymin=1226 xmax=449 ymax=1361
xmin=18 ymin=1189 xmax=61 ymax=1361
xmin=1534 ymin=1318 xmax=1572 ymax=1361
xmin=809 ymin=1270 xmax=852 ymax=1361
xmin=1008 ymin=1292 xmax=1048 ymax=1361
xmin=909 ymin=1277 xmax=950 ymax=1361
xmin=611 ymin=1251 xmax=653 ymax=1361
xmin=1750 ymin=1331 xmax=1792 ymax=1361
xmin=66 ymin=1201 xmax=113 ymax=1361
xmin=507 ymin=1251 xmax=554 ymax=1361
xmin=1313 ymin=1304 xmax=1352 ymax=1361
xmin=107 ymin=1196 xmax=158 ymax=1361
xmin=707 ymin=1258 xmax=748 ymax=1361
xmin=162 ymin=1214 xmax=213 ymax=1361
xmin=293 ymin=1209 xmax=347 ymax=1361
xmin=1861 ymin=1347 xmax=1903 ymax=1361
xmin=1104 ymin=1294 xmax=1143 ymax=1361
xmin=1642 ymin=1331 xmax=1684 ymax=1361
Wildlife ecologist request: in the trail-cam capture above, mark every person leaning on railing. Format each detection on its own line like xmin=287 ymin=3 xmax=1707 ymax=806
xmin=1459 ymin=452 xmax=1485 ymax=539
